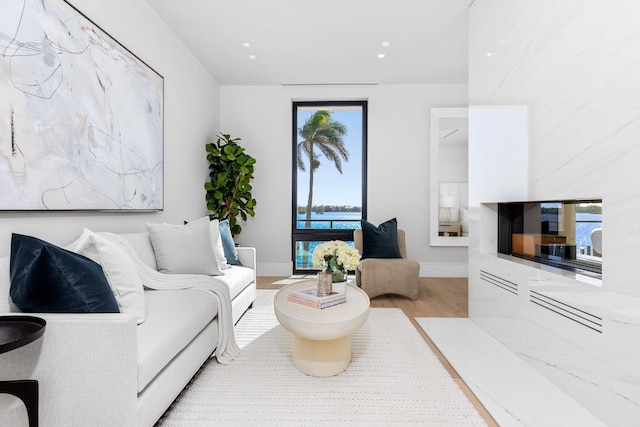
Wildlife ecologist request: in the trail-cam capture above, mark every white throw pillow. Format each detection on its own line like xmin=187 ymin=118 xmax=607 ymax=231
xmin=146 ymin=216 xmax=223 ymax=275
xmin=67 ymin=228 xmax=146 ymax=324
xmin=209 ymin=219 xmax=229 ymax=270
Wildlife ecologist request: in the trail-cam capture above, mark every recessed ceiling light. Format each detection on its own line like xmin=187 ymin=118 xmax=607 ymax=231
xmin=381 ymin=41 xmax=390 ymax=47
xmin=377 ymin=53 xmax=386 ymax=59
xmin=486 ymin=52 xmax=493 ymax=57
xmin=242 ymin=42 xmax=251 ymax=48
xmin=249 ymin=54 xmax=256 ymax=60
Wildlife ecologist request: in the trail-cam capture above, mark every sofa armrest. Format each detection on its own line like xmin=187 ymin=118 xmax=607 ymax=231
xmin=0 ymin=313 xmax=137 ymax=427
xmin=236 ymin=247 xmax=256 ymax=273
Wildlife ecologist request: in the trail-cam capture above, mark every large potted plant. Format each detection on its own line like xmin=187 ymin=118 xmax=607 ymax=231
xmin=204 ymin=133 xmax=257 ymax=235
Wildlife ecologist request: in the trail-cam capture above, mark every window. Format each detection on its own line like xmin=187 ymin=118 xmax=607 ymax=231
xmin=292 ymin=101 xmax=367 ymax=273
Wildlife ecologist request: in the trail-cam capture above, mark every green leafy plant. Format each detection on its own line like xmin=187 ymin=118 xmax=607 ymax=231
xmin=205 ymin=133 xmax=257 ymax=236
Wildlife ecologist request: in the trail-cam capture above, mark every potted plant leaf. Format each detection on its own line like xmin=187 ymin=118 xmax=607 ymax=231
xmin=204 ymin=133 xmax=257 ymax=236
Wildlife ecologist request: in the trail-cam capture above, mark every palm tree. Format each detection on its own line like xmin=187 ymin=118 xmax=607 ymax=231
xmin=297 ymin=110 xmax=348 ymax=266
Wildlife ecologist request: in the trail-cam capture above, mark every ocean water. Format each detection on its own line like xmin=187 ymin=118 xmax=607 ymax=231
xmin=296 ymin=212 xmax=361 ymax=268
xmin=296 ymin=211 xmax=362 ymax=230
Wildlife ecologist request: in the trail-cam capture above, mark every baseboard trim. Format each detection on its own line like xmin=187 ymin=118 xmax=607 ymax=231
xmin=420 ymin=262 xmax=468 ymax=278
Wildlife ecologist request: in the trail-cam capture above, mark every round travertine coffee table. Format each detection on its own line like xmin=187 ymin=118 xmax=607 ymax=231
xmin=274 ymin=280 xmax=370 ymax=377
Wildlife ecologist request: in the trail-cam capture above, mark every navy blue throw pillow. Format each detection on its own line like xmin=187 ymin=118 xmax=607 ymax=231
xmin=361 ymin=218 xmax=402 ymax=259
xmin=9 ymin=234 xmax=119 ymax=313
xmin=219 ymin=219 xmax=242 ymax=266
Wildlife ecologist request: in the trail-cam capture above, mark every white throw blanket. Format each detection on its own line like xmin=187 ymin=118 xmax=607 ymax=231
xmin=100 ymin=232 xmax=240 ymax=364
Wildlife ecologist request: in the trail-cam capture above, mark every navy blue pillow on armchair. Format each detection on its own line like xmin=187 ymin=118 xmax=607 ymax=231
xmin=9 ymin=234 xmax=119 ymax=313
xmin=361 ymin=218 xmax=402 ymax=259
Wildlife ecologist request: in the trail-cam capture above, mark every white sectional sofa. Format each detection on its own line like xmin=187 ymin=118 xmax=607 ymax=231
xmin=0 ymin=231 xmax=256 ymax=427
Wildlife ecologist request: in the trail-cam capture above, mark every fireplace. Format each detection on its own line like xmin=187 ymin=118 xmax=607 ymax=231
xmin=497 ymin=199 xmax=602 ymax=278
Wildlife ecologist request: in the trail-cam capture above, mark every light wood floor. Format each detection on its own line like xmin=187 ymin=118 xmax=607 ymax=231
xmin=257 ymin=276 xmax=498 ymax=426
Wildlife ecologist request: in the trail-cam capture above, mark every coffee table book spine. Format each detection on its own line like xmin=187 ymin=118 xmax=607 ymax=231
xmin=287 ymin=295 xmax=346 ymax=309
xmin=288 ymin=287 xmax=346 ymax=303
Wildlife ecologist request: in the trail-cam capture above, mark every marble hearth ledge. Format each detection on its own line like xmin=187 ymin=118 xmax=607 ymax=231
xmin=496 ymin=254 xmax=602 ymax=287
xmin=417 ymin=318 xmax=607 ymax=427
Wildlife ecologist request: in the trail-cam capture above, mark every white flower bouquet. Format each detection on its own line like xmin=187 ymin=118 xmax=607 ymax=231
xmin=312 ymin=240 xmax=361 ymax=282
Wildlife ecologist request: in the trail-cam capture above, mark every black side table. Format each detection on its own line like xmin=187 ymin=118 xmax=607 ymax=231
xmin=0 ymin=316 xmax=46 ymax=427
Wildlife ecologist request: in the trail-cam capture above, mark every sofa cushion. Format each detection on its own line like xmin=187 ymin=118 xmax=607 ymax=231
xmin=211 ymin=265 xmax=255 ymax=299
xmin=219 ymin=219 xmax=242 ymax=265
xmin=9 ymin=234 xmax=119 ymax=313
xmin=136 ymin=288 xmax=218 ymax=393
xmin=209 ymin=219 xmax=229 ymax=271
xmin=185 ymin=218 xmax=230 ymax=271
xmin=146 ymin=217 xmax=223 ymax=275
xmin=67 ymin=229 xmax=146 ymax=324
xmin=118 ymin=232 xmax=158 ymax=270
xmin=360 ymin=218 xmax=402 ymax=259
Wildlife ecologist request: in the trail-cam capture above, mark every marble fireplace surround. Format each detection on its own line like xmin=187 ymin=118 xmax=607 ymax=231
xmin=423 ymin=204 xmax=640 ymax=426
xmin=468 ymin=205 xmax=640 ymax=426
xmin=457 ymin=0 xmax=640 ymax=423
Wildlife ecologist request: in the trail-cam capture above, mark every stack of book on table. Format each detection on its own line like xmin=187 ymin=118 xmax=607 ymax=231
xmin=287 ymin=286 xmax=346 ymax=309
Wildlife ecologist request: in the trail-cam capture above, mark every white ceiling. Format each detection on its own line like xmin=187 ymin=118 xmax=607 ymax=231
xmin=145 ymin=0 xmax=470 ymax=85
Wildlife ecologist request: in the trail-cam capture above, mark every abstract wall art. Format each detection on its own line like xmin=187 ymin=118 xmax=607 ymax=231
xmin=0 ymin=0 xmax=164 ymax=211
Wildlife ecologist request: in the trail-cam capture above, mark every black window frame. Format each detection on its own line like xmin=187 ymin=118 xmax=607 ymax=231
xmin=291 ymin=100 xmax=368 ymax=274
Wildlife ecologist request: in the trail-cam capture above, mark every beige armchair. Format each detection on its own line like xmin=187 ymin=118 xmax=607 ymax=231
xmin=353 ymin=229 xmax=419 ymax=300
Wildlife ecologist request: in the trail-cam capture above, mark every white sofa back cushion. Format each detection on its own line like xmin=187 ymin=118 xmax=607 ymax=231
xmin=118 ymin=232 xmax=158 ymax=270
xmin=209 ymin=219 xmax=229 ymax=271
xmin=145 ymin=217 xmax=223 ymax=275
xmin=67 ymin=228 xmax=146 ymax=324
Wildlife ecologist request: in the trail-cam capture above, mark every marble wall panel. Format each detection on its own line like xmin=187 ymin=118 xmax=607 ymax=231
xmin=469 ymin=1 xmax=640 ymax=424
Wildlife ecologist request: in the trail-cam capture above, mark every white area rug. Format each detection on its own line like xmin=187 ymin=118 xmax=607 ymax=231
xmin=252 ymin=289 xmax=278 ymax=307
xmin=156 ymin=302 xmax=486 ymax=426
xmin=271 ymin=274 xmax=317 ymax=286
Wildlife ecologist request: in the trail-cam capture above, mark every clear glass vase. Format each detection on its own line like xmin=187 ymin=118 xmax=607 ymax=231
xmin=323 ymin=257 xmax=348 ymax=293
xmin=322 ymin=258 xmax=345 ymax=281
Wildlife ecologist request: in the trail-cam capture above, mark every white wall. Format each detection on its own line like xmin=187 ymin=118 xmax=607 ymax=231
xmin=469 ymin=1 xmax=640 ymax=424
xmin=220 ymin=84 xmax=468 ymax=276
xmin=0 ymin=0 xmax=220 ymax=256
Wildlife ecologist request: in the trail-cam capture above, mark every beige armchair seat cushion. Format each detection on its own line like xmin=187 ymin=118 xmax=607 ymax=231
xmin=354 ymin=229 xmax=419 ymax=300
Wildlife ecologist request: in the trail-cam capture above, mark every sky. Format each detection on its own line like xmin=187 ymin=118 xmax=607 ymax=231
xmin=296 ymin=107 xmax=363 ymax=208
